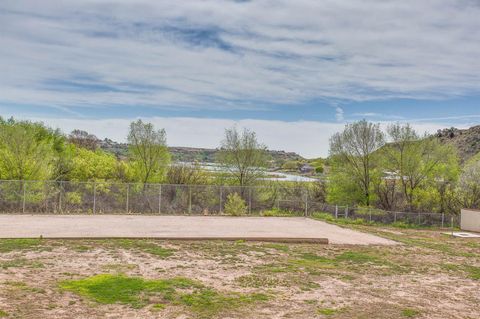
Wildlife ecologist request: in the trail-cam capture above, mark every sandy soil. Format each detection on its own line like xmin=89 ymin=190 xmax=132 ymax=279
xmin=0 ymin=228 xmax=479 ymax=319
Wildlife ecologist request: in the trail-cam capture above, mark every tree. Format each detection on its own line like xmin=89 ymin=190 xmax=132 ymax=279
xmin=329 ymin=120 xmax=385 ymax=206
xmin=67 ymin=147 xmax=119 ymax=182
xmin=127 ymin=119 xmax=170 ymax=186
xmin=166 ymin=163 xmax=208 ymax=185
xmin=217 ymin=127 xmax=268 ymax=187
xmin=68 ymin=130 xmax=99 ymax=151
xmin=383 ymin=123 xmax=459 ymax=211
xmin=454 ymin=154 xmax=480 ymax=210
xmin=0 ymin=117 xmax=63 ymax=180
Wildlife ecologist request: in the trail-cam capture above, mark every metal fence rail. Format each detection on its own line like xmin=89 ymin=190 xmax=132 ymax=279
xmin=0 ymin=180 xmax=459 ymax=227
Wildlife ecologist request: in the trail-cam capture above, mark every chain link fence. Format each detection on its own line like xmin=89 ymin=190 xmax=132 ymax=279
xmin=0 ymin=180 xmax=459 ymax=227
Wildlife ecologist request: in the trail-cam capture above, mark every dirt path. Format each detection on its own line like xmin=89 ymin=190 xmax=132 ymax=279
xmin=0 ymin=215 xmax=396 ymax=245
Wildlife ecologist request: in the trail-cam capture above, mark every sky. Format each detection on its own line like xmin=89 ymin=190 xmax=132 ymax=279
xmin=1 ymin=0 xmax=480 ymax=158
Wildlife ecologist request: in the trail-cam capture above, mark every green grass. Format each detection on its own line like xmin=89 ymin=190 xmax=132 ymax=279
xmin=401 ymin=308 xmax=421 ymax=318
xmin=60 ymin=274 xmax=268 ymax=317
xmin=465 ymin=265 xmax=480 ymax=280
xmin=113 ymin=240 xmax=174 ymax=258
xmin=0 ymin=258 xmax=44 ymax=269
xmin=0 ymin=239 xmax=42 ymax=253
xmin=60 ymin=274 xmax=199 ymax=308
xmin=180 ymin=289 xmax=269 ymax=318
xmin=236 ymin=274 xmax=280 ymax=288
xmin=317 ymin=308 xmax=342 ymax=316
xmin=0 ymin=309 xmax=7 ymax=318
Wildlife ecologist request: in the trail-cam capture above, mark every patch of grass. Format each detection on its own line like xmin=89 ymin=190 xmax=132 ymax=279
xmin=60 ymin=274 xmax=268 ymax=317
xmin=0 ymin=239 xmax=42 ymax=253
xmin=261 ymin=208 xmax=302 ymax=217
xmin=465 ymin=265 xmax=480 ymax=280
xmin=113 ymin=240 xmax=174 ymax=258
xmin=59 ymin=274 xmax=199 ymax=308
xmin=335 ymin=251 xmax=379 ymax=264
xmin=101 ymin=263 xmax=137 ymax=273
xmin=317 ymin=308 xmax=341 ymax=316
xmin=401 ymin=308 xmax=420 ymax=317
xmin=261 ymin=243 xmax=289 ymax=252
xmin=180 ymin=289 xmax=269 ymax=318
xmin=0 ymin=309 xmax=7 ymax=318
xmin=236 ymin=274 xmax=280 ymax=288
xmin=0 ymin=258 xmax=44 ymax=269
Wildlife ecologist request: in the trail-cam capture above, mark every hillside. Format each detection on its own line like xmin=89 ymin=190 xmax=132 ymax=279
xmin=99 ymin=139 xmax=305 ymax=166
xmin=436 ymin=126 xmax=480 ymax=162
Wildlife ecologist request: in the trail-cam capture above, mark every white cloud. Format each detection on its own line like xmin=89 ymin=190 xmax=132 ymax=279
xmin=1 ymin=0 xmax=480 ymax=111
xmin=24 ymin=116 xmax=454 ymax=158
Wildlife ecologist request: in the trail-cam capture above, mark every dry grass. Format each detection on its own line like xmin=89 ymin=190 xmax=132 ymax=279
xmin=0 ymin=226 xmax=479 ymax=318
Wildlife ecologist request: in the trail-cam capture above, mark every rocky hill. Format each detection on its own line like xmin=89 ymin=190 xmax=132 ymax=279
xmin=99 ymin=139 xmax=305 ymax=166
xmin=436 ymin=126 xmax=480 ymax=162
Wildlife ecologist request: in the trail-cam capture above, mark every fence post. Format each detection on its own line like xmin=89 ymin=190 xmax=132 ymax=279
xmin=369 ymin=208 xmax=372 ymax=222
xmin=248 ymin=187 xmax=252 ymax=215
xmin=92 ymin=181 xmax=96 ymax=214
xmin=219 ymin=186 xmax=223 ymax=214
xmin=188 ymin=185 xmax=192 ymax=214
xmin=59 ymin=181 xmax=63 ymax=213
xmin=158 ymin=184 xmax=162 ymax=214
xmin=441 ymin=212 xmax=445 ymax=228
xmin=394 ymin=211 xmax=397 ymax=223
xmin=126 ymin=183 xmax=130 ymax=213
xmin=22 ymin=181 xmax=26 ymax=213
xmin=345 ymin=205 xmax=348 ymax=218
xmin=304 ymin=188 xmax=308 ymax=217
xmin=335 ymin=205 xmax=338 ymax=219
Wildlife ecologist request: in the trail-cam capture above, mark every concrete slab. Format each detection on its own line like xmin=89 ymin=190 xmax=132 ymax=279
xmin=0 ymin=215 xmax=397 ymax=245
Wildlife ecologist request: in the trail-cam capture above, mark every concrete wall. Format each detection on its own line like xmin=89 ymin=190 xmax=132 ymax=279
xmin=461 ymin=209 xmax=480 ymax=232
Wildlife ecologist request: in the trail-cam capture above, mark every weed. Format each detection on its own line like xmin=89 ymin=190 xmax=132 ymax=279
xmin=401 ymin=308 xmax=420 ymax=317
xmin=0 ymin=310 xmax=7 ymax=318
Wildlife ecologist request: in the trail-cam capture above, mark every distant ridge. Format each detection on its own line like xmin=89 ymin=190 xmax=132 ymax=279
xmin=436 ymin=125 xmax=480 ymax=162
xmin=99 ymin=139 xmax=305 ymax=165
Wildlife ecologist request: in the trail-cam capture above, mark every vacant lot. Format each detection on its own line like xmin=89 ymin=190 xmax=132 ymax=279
xmin=0 ymin=225 xmax=479 ymax=319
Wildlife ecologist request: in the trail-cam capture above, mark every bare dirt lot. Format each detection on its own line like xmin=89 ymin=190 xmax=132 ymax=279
xmin=0 ymin=224 xmax=479 ymax=319
xmin=0 ymin=215 xmax=396 ymax=245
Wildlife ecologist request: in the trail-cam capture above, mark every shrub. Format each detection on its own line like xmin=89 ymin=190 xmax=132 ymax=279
xmin=224 ymin=193 xmax=247 ymax=216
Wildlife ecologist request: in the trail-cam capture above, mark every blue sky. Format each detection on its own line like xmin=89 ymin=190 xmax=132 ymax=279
xmin=1 ymin=0 xmax=480 ymax=157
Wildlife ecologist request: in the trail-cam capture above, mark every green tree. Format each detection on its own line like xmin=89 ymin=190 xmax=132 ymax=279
xmin=383 ymin=123 xmax=459 ymax=211
xmin=217 ymin=127 xmax=268 ymax=187
xmin=329 ymin=120 xmax=385 ymax=206
xmin=0 ymin=118 xmax=64 ymax=180
xmin=67 ymin=147 xmax=119 ymax=182
xmin=127 ymin=120 xmax=170 ymax=186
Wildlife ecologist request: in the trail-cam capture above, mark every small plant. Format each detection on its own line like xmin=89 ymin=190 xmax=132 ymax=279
xmin=224 ymin=193 xmax=247 ymax=216
xmin=0 ymin=309 xmax=8 ymax=318
xmin=401 ymin=308 xmax=420 ymax=318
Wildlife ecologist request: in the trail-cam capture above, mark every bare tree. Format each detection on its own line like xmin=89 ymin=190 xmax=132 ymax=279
xmin=127 ymin=119 xmax=170 ymax=186
xmin=68 ymin=129 xmax=99 ymax=151
xmin=217 ymin=127 xmax=268 ymax=187
xmin=329 ymin=120 xmax=385 ymax=206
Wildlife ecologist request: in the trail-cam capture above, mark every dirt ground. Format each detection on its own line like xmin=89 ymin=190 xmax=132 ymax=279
xmin=0 ymin=226 xmax=479 ymax=319
xmin=0 ymin=215 xmax=396 ymax=245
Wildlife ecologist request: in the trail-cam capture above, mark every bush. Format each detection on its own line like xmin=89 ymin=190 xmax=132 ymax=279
xmin=224 ymin=193 xmax=247 ymax=216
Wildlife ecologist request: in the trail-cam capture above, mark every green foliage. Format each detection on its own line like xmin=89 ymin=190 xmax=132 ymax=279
xmin=128 ymin=119 xmax=171 ymax=185
xmin=326 ymin=156 xmax=367 ymax=205
xmin=224 ymin=193 xmax=247 ymax=216
xmin=217 ymin=127 xmax=269 ymax=186
xmin=0 ymin=309 xmax=7 ymax=318
xmin=0 ymin=117 xmax=65 ymax=180
xmin=67 ymin=147 xmax=119 ymax=181
xmin=282 ymin=160 xmax=301 ymax=171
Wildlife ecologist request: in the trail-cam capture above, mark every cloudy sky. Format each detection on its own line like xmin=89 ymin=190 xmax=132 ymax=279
xmin=1 ymin=0 xmax=480 ymax=157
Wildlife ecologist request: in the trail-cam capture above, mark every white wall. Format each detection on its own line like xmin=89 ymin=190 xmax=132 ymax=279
xmin=461 ymin=209 xmax=480 ymax=232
